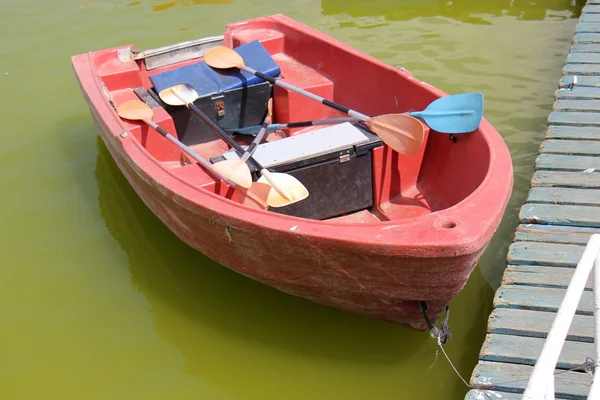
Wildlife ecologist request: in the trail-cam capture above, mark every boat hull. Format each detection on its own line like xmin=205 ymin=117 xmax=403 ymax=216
xmin=72 ymin=14 xmax=513 ymax=330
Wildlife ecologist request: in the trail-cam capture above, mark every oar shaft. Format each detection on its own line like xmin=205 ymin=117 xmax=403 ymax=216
xmin=229 ymin=117 xmax=359 ymax=135
xmin=410 ymin=110 xmax=473 ymax=117
xmin=144 ymin=119 xmax=237 ymax=187
xmin=184 ymin=101 xmax=267 ymax=171
xmin=242 ymin=65 xmax=370 ymax=121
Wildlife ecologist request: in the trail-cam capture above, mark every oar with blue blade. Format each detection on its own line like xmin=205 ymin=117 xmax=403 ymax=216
xmin=409 ymin=92 xmax=483 ymax=134
xmin=228 ymin=93 xmax=484 ymax=136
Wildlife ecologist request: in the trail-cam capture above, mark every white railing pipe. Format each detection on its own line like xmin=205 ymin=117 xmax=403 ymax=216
xmin=522 ymin=233 xmax=600 ymax=400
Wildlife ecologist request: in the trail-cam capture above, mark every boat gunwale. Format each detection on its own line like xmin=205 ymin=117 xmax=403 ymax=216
xmin=71 ymin=21 xmax=513 ymax=255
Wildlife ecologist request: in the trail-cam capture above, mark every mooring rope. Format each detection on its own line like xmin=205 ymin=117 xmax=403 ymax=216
xmin=420 ymin=301 xmax=597 ymax=399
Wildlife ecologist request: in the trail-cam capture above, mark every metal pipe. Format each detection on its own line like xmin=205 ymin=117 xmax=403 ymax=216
xmin=522 ymin=233 xmax=600 ymax=400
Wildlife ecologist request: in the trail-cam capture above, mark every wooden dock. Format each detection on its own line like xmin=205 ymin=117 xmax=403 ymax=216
xmin=464 ymin=2 xmax=600 ymax=399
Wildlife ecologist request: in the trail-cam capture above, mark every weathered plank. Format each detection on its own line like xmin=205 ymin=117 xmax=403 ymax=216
xmin=527 ymin=186 xmax=600 ymax=205
xmin=564 ymin=62 xmax=600 ymax=75
xmin=488 ymin=308 xmax=595 ymax=343
xmin=515 ymin=224 xmax=600 ymax=245
xmin=495 ymin=285 xmax=594 ymax=315
xmin=574 ymin=32 xmax=600 ymax=43
xmin=567 ymin=52 xmax=600 ymax=63
xmin=548 ymin=111 xmax=600 ymax=126
xmin=560 ymin=74 xmax=600 ymax=87
xmin=576 ymin=22 xmax=600 ymax=33
xmin=555 ymin=86 xmax=600 ymax=99
xmin=481 ymin=334 xmax=594 ymax=370
xmin=536 ymin=153 xmax=600 ymax=171
xmin=507 ymin=241 xmax=584 ymax=267
xmin=580 ymin=13 xmax=600 ymax=23
xmin=471 ymin=361 xmax=592 ymax=399
xmin=583 ymin=4 xmax=600 ymax=14
xmin=503 ymin=265 xmax=593 ymax=290
xmin=546 ymin=125 xmax=600 ymax=140
xmin=540 ymin=139 xmax=600 ymax=155
xmin=532 ymin=171 xmax=600 ymax=188
xmin=465 ymin=390 xmax=539 ymax=400
xmin=520 ymin=203 xmax=600 ymax=228
xmin=570 ymin=42 xmax=600 ymax=53
xmin=553 ymin=99 xmax=600 ymax=111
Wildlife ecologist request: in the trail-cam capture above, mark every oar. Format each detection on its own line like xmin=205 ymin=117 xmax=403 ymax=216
xmin=409 ymin=93 xmax=483 ymax=134
xmin=228 ymin=116 xmax=357 ymax=135
xmin=115 ymin=100 xmax=271 ymax=210
xmin=158 ymin=84 xmax=308 ymax=207
xmin=211 ymin=99 xmax=273 ymax=193
xmin=204 ymin=46 xmax=425 ymax=155
xmin=229 ymin=93 xmax=484 ymax=136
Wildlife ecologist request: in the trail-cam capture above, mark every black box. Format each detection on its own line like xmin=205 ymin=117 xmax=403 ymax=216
xmin=146 ymin=82 xmax=272 ymax=146
xmin=211 ymin=123 xmax=383 ymax=220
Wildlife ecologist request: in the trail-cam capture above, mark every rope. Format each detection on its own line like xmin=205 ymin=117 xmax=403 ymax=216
xmin=420 ymin=301 xmax=598 ymax=399
xmin=420 ymin=302 xmax=452 ymax=344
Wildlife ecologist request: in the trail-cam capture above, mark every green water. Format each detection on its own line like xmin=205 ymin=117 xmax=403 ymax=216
xmin=0 ymin=1 xmax=583 ymax=399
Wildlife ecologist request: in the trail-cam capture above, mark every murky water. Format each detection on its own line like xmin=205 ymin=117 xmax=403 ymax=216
xmin=0 ymin=1 xmax=582 ymax=399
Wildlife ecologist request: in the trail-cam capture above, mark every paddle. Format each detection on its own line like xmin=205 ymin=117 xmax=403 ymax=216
xmin=210 ymin=99 xmax=273 ymax=194
xmin=115 ymin=99 xmax=271 ymax=210
xmin=409 ymin=93 xmax=483 ymax=134
xmin=229 ymin=93 xmax=484 ymax=136
xmin=203 ymin=46 xmax=425 ymax=156
xmin=158 ymin=84 xmax=309 ymax=207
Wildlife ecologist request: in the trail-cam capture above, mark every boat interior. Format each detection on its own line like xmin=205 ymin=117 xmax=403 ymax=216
xmin=94 ymin=21 xmax=491 ymax=223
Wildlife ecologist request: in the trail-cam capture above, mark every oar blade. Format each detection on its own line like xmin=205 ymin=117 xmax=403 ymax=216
xmin=159 ymin=84 xmax=199 ymax=106
xmin=257 ymin=173 xmax=309 ymax=208
xmin=204 ymin=45 xmax=245 ymax=69
xmin=367 ymin=114 xmax=425 ymax=155
xmin=211 ymin=159 xmax=253 ymax=189
xmin=234 ymin=182 xmax=271 ymax=210
xmin=414 ymin=93 xmax=484 ymax=134
xmin=116 ymin=100 xmax=154 ymax=121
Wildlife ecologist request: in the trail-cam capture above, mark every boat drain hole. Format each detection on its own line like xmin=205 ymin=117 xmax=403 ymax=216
xmin=440 ymin=221 xmax=457 ymax=229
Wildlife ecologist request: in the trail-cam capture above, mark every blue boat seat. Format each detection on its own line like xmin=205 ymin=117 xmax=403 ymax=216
xmin=149 ymin=40 xmax=281 ymax=97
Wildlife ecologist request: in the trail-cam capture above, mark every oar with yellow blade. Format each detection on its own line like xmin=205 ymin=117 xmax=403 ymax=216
xmin=115 ymin=99 xmax=271 ymax=210
xmin=204 ymin=45 xmax=425 ymax=155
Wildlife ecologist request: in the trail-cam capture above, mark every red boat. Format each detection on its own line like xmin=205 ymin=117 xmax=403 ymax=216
xmin=71 ymin=14 xmax=513 ymax=330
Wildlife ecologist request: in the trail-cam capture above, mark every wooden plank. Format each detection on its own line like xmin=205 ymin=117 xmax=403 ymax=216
xmin=465 ymin=390 xmax=541 ymax=400
xmin=576 ymin=22 xmax=600 ymax=33
xmin=554 ymin=99 xmax=600 ymax=111
xmin=574 ymin=32 xmax=600 ymax=43
xmin=465 ymin=389 xmax=571 ymax=400
xmin=563 ymin=62 xmax=600 ymax=75
xmin=536 ymin=154 xmax=600 ymax=171
xmin=570 ymin=42 xmax=600 ymax=53
xmin=540 ymin=139 xmax=600 ymax=155
xmin=560 ymin=74 xmax=600 ymax=87
xmin=481 ymin=334 xmax=594 ymax=370
xmin=507 ymin=241 xmax=584 ymax=267
xmin=503 ymin=265 xmax=593 ymax=290
xmin=548 ymin=111 xmax=600 ymax=126
xmin=567 ymin=52 xmax=600 ymax=63
xmin=515 ymin=224 xmax=600 ymax=245
xmin=527 ymin=186 xmax=600 ymax=205
xmin=520 ymin=203 xmax=600 ymax=228
xmin=532 ymin=170 xmax=600 ymax=188
xmin=488 ymin=308 xmax=595 ymax=343
xmin=580 ymin=13 xmax=600 ymax=23
xmin=546 ymin=126 xmax=600 ymax=140
xmin=555 ymin=86 xmax=600 ymax=99
xmin=471 ymin=361 xmax=592 ymax=399
xmin=583 ymin=4 xmax=600 ymax=14
xmin=494 ymin=285 xmax=594 ymax=315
